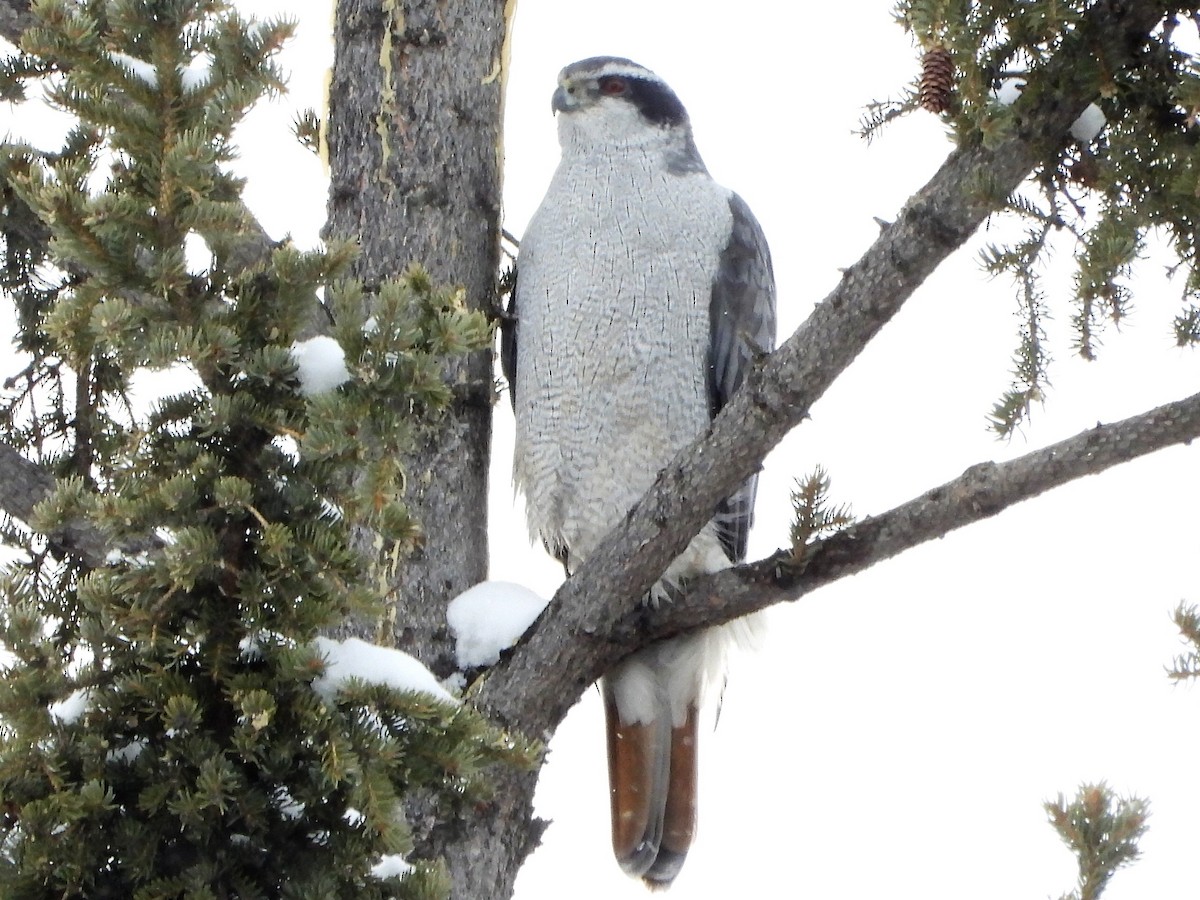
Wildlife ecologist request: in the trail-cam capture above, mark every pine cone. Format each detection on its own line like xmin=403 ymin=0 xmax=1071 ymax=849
xmin=920 ymin=46 xmax=954 ymax=114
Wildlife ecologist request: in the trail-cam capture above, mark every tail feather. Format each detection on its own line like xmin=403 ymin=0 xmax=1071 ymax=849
xmin=603 ymin=640 xmax=704 ymax=890
xmin=604 ymin=689 xmax=666 ymax=876
xmin=641 ymin=704 xmax=698 ymax=889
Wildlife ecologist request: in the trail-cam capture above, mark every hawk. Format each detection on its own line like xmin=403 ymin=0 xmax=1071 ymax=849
xmin=502 ymin=56 xmax=776 ymax=888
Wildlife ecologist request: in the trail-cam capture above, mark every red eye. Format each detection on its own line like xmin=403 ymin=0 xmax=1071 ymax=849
xmin=599 ymin=76 xmax=628 ymax=96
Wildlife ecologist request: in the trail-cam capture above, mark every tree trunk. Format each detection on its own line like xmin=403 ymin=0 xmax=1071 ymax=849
xmin=324 ymin=0 xmax=505 ymax=675
xmin=324 ymin=3 xmax=535 ymax=897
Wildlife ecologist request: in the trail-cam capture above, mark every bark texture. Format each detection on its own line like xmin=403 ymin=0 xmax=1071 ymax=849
xmin=0 ymin=441 xmax=111 ymax=565
xmin=0 ymin=0 xmax=31 ymax=44
xmin=323 ymin=0 xmax=505 ymax=680
xmin=322 ymin=2 xmax=525 ymax=896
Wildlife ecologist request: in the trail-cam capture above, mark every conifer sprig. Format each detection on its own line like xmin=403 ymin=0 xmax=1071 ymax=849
xmin=788 ymin=466 xmax=855 ymax=562
xmin=878 ymin=2 xmax=1200 ymax=433
xmin=1168 ymin=601 xmax=1200 ymax=681
xmin=1046 ymin=782 xmax=1149 ymax=900
xmin=0 ymin=3 xmax=523 ymax=897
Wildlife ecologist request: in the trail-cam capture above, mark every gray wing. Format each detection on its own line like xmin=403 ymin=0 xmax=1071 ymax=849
xmin=499 ymin=256 xmax=569 ymax=570
xmin=499 ymin=265 xmax=518 ymax=410
xmin=707 ymin=192 xmax=777 ymax=562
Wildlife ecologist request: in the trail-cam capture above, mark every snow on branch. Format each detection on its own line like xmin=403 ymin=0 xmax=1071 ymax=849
xmin=312 ymin=636 xmax=457 ymax=705
xmin=447 ymin=581 xmax=550 ymax=670
xmin=290 ymin=336 xmax=351 ymax=396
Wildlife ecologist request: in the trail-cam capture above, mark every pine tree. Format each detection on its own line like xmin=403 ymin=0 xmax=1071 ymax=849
xmin=0 ymin=2 xmax=528 ymax=897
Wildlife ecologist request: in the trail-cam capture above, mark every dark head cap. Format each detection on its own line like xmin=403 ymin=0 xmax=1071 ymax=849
xmin=551 ymin=56 xmax=688 ymax=127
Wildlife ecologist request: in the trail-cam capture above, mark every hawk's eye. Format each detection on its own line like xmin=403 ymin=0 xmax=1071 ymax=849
xmin=598 ymin=76 xmax=628 ymax=96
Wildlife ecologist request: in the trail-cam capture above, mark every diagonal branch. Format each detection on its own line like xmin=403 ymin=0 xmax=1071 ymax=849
xmin=649 ymin=389 xmax=1200 ymax=646
xmin=475 ymin=0 xmax=1176 ymax=737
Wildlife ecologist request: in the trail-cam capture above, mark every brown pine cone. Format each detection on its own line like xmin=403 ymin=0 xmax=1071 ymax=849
xmin=920 ymin=46 xmax=955 ymax=114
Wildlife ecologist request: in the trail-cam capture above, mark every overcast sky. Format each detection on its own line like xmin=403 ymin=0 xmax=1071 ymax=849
xmin=8 ymin=2 xmax=1200 ymax=898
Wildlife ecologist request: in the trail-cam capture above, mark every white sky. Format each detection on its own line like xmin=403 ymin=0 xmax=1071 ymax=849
xmin=5 ymin=2 xmax=1200 ymax=898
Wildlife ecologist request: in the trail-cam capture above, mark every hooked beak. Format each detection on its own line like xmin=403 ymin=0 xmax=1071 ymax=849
xmin=551 ymin=81 xmax=579 ymax=114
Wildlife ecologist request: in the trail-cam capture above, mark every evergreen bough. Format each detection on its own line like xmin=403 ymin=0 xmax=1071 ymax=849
xmin=0 ymin=2 xmax=529 ymax=897
xmin=870 ymin=0 xmax=1200 ymax=435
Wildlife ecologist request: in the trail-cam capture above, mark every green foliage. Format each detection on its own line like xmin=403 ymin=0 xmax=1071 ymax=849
xmin=1168 ymin=601 xmax=1200 ymax=681
xmin=788 ymin=466 xmax=855 ymax=561
xmin=1045 ymin=782 xmax=1149 ymax=900
xmin=311 ymin=272 xmax=492 ymax=548
xmin=876 ymin=2 xmax=1200 ymax=434
xmin=293 ymin=108 xmax=323 ymax=157
xmin=0 ymin=2 xmax=517 ymax=897
xmin=978 ymin=218 xmax=1052 ymax=433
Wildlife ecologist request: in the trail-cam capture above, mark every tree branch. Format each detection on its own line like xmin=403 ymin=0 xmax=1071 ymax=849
xmin=0 ymin=0 xmax=32 ymax=46
xmin=0 ymin=440 xmax=109 ymax=565
xmin=475 ymin=0 xmax=1176 ymax=737
xmin=657 ymin=389 xmax=1200 ymax=640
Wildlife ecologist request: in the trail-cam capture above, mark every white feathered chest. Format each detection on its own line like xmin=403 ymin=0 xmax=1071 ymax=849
xmin=513 ymin=145 xmax=734 ymax=565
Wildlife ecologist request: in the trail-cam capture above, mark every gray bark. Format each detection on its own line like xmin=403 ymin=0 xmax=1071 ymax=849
xmin=0 ymin=0 xmax=31 ymax=44
xmin=0 ymin=441 xmax=110 ymax=565
xmin=323 ymin=0 xmax=503 ymax=680
xmin=320 ymin=2 xmax=520 ymax=894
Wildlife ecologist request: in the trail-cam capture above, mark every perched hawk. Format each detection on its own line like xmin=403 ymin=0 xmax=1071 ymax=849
xmin=502 ymin=56 xmax=776 ymax=888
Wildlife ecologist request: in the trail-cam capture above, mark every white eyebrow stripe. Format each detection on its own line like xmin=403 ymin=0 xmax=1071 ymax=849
xmin=561 ymin=62 xmax=662 ymax=84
